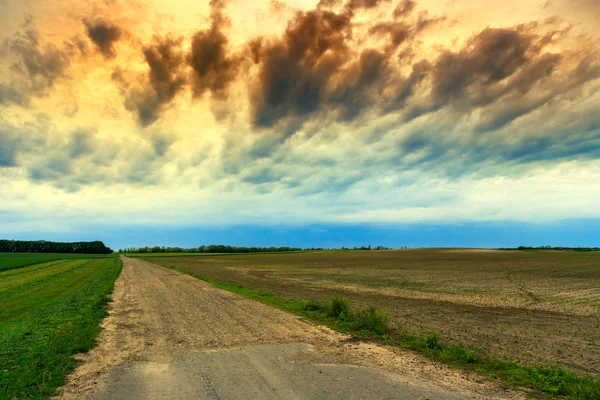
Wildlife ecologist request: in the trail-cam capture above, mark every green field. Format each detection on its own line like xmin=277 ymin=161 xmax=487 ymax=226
xmin=0 ymin=253 xmax=121 ymax=399
xmin=0 ymin=252 xmax=115 ymax=272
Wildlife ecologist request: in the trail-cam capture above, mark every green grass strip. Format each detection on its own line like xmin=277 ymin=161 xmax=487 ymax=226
xmin=170 ymin=267 xmax=599 ymax=400
xmin=0 ymin=258 xmax=122 ymax=400
xmin=397 ymin=333 xmax=600 ymax=399
xmin=0 ymin=253 xmax=117 ymax=272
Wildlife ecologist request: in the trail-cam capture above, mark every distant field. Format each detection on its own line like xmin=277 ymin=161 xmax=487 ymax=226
xmin=126 ymin=251 xmax=305 ymax=257
xmin=0 ymin=254 xmax=121 ymax=399
xmin=143 ymin=249 xmax=600 ymax=377
xmin=0 ymin=252 xmax=116 ymax=272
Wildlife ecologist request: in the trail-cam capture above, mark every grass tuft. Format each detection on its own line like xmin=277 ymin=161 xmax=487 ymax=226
xmin=303 ymin=299 xmax=322 ymax=311
xmin=355 ymin=306 xmax=389 ymax=335
xmin=327 ymin=297 xmax=352 ymax=320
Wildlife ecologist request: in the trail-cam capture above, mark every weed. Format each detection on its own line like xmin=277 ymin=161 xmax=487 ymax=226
xmin=328 ymin=297 xmax=351 ymax=319
xmin=304 ymin=299 xmax=323 ymax=311
xmin=424 ymin=332 xmax=442 ymax=350
xmin=355 ymin=306 xmax=388 ymax=335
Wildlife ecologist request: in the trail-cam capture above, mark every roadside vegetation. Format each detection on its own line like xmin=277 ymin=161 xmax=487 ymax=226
xmin=165 ymin=264 xmax=600 ymax=399
xmin=398 ymin=333 xmax=600 ymax=399
xmin=0 ymin=254 xmax=121 ymax=399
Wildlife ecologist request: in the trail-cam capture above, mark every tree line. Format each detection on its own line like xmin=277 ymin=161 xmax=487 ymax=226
xmin=0 ymin=240 xmax=113 ymax=254
xmin=500 ymin=246 xmax=599 ymax=251
xmin=119 ymin=245 xmax=302 ymax=253
xmin=120 ymin=244 xmax=392 ymax=253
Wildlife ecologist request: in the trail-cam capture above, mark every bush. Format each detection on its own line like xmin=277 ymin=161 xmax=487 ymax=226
xmin=355 ymin=306 xmax=388 ymax=335
xmin=424 ymin=332 xmax=442 ymax=350
xmin=303 ymin=299 xmax=322 ymax=311
xmin=328 ymin=297 xmax=352 ymax=320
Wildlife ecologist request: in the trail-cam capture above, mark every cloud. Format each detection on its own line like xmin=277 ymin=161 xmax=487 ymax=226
xmin=113 ymin=36 xmax=187 ymax=126
xmin=329 ymin=49 xmax=390 ymax=121
xmin=393 ymin=0 xmax=416 ymax=18
xmin=187 ymin=0 xmax=239 ymax=99
xmin=346 ymin=0 xmax=390 ymax=11
xmin=0 ymin=83 xmax=27 ymax=106
xmin=369 ymin=21 xmax=413 ymax=50
xmin=1 ymin=23 xmax=71 ymax=104
xmin=398 ymin=24 xmax=599 ymax=131
xmin=431 ymin=28 xmax=532 ymax=105
xmin=68 ymin=128 xmax=97 ymax=158
xmin=248 ymin=1 xmax=447 ymax=131
xmin=28 ymin=154 xmax=73 ymax=182
xmin=0 ymin=117 xmax=51 ymax=169
xmin=1 ymin=0 xmax=600 ymax=227
xmin=0 ymin=113 xmax=179 ymax=190
xmin=250 ymin=8 xmax=352 ymax=128
xmin=0 ymin=130 xmax=18 ymax=167
xmin=84 ymin=19 xmax=123 ymax=59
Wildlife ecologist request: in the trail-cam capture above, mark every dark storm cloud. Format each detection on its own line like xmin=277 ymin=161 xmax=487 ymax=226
xmin=8 ymin=30 xmax=70 ymax=87
xmin=250 ymin=9 xmax=352 ymax=127
xmin=393 ymin=0 xmax=416 ymax=18
xmin=249 ymin=1 xmax=449 ymax=130
xmin=329 ymin=49 xmax=390 ymax=121
xmin=417 ymin=25 xmax=600 ymax=134
xmin=228 ymin=16 xmax=599 ymax=194
xmin=113 ymin=36 xmax=187 ymax=126
xmin=346 ymin=0 xmax=390 ymax=11
xmin=1 ymin=25 xmax=71 ymax=104
xmin=384 ymin=59 xmax=431 ymax=112
xmin=369 ymin=7 xmax=444 ymax=52
xmin=430 ymin=28 xmax=532 ymax=105
xmin=84 ymin=20 xmax=123 ymax=59
xmin=369 ymin=22 xmax=413 ymax=49
xmin=213 ymin=0 xmax=600 ymax=194
xmin=188 ymin=0 xmax=239 ymax=99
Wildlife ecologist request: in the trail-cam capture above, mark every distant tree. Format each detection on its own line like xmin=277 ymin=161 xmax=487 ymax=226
xmin=0 ymin=239 xmax=112 ymax=254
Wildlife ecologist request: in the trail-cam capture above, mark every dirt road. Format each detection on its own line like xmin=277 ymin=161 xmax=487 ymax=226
xmin=57 ymin=256 xmax=521 ymax=399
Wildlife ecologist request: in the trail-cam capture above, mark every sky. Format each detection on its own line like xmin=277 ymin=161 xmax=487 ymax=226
xmin=0 ymin=0 xmax=599 ymax=249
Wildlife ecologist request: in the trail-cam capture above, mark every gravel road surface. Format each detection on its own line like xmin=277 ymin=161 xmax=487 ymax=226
xmin=56 ymin=256 xmax=521 ymax=399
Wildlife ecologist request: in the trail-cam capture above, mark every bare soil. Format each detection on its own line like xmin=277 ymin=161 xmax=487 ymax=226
xmin=56 ymin=256 xmax=523 ymax=399
xmin=148 ymin=249 xmax=600 ymax=377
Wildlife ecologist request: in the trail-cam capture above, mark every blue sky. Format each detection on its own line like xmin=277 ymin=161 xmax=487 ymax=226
xmin=3 ymin=220 xmax=599 ymax=250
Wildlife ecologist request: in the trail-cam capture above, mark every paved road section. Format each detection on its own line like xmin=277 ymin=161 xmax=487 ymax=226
xmin=57 ymin=256 xmax=521 ymax=400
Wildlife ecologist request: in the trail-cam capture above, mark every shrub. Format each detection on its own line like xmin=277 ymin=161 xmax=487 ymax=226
xmin=356 ymin=306 xmax=388 ymax=335
xmin=303 ymin=299 xmax=322 ymax=311
xmin=424 ymin=332 xmax=442 ymax=350
xmin=328 ymin=297 xmax=351 ymax=320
